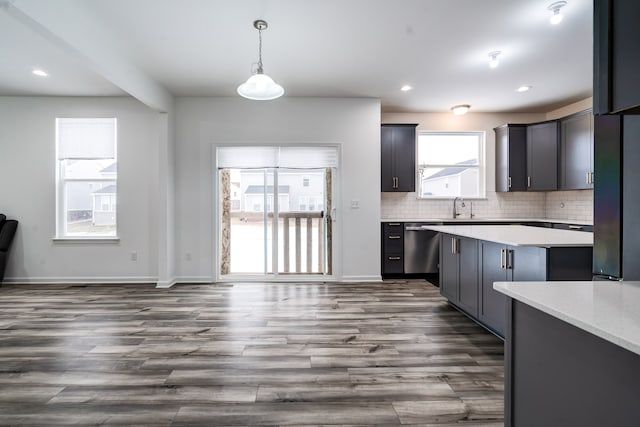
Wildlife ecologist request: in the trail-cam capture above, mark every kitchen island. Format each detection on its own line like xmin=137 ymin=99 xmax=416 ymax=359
xmin=420 ymin=224 xmax=593 ymax=337
xmin=495 ymin=281 xmax=640 ymax=427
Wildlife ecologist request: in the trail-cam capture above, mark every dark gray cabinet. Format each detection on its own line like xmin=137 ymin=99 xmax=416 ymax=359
xmin=440 ymin=234 xmax=478 ymax=316
xmin=594 ymin=0 xmax=640 ymax=114
xmin=526 ymin=121 xmax=559 ymax=191
xmin=479 ymin=242 xmax=546 ymax=336
xmin=381 ymin=124 xmax=416 ymax=192
xmin=495 ymin=124 xmax=527 ymax=192
xmin=560 ymin=110 xmax=594 ymax=190
xmin=381 ymin=222 xmax=404 ymax=276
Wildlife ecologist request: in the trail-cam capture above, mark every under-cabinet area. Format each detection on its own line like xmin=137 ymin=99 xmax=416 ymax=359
xmin=424 ymin=224 xmax=593 ymax=337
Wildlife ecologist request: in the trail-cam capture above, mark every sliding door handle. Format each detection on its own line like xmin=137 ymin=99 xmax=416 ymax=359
xmin=508 ymin=176 xmax=512 ymax=188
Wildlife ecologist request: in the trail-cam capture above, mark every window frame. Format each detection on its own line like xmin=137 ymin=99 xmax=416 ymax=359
xmin=417 ymin=130 xmax=486 ymax=199
xmin=54 ymin=118 xmax=118 ymax=240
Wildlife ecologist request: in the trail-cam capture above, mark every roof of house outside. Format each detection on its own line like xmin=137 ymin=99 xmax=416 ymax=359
xmin=245 ymin=185 xmax=290 ymax=195
xmin=100 ymin=162 xmax=117 ymax=173
xmin=423 ymin=159 xmax=477 ymax=180
xmin=92 ymin=184 xmax=116 ymax=194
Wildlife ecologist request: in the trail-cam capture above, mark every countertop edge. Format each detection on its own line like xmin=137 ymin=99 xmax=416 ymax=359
xmin=382 ymin=218 xmax=593 ymax=226
xmin=494 ymin=282 xmax=640 ymax=356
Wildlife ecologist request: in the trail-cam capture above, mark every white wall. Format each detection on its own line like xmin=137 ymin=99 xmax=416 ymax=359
xmin=0 ymin=96 xmax=162 ymax=283
xmin=174 ymin=97 xmax=381 ymax=282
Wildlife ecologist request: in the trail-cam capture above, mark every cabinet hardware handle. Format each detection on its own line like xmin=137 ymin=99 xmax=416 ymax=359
xmin=527 ymin=176 xmax=531 ymax=188
xmin=590 ymin=172 xmax=594 ymax=184
xmin=586 ymin=172 xmax=590 ymax=185
xmin=395 ymin=177 xmax=399 ymax=189
xmin=455 ymin=238 xmax=459 ymax=255
xmin=501 ymin=249 xmax=506 ymax=269
xmin=388 ymin=223 xmax=401 ymax=226
xmin=388 ymin=235 xmax=401 ymax=239
xmin=507 ymin=249 xmax=513 ymax=270
xmin=508 ymin=176 xmax=512 ymax=188
xmin=388 ymin=256 xmax=401 ymax=261
xmin=568 ymin=225 xmax=583 ymax=230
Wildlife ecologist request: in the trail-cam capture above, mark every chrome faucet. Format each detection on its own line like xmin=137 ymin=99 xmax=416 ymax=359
xmin=453 ymin=197 xmax=465 ymax=218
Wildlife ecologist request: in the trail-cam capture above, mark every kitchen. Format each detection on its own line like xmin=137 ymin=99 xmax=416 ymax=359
xmin=1 ymin=0 xmax=640 ymax=425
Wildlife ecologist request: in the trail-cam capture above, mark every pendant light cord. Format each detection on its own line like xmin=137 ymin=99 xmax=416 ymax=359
xmin=257 ymin=27 xmax=264 ymax=74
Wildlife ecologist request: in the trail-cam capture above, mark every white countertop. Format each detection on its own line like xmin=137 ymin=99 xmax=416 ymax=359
xmin=494 ymin=281 xmax=640 ymax=356
xmin=420 ymin=224 xmax=593 ymax=247
xmin=383 ymin=218 xmax=593 ymax=226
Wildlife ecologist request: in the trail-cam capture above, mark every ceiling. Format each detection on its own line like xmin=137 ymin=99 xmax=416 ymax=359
xmin=0 ymin=0 xmax=593 ymax=113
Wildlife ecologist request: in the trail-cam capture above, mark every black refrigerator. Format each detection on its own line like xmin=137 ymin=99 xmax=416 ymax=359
xmin=593 ymin=114 xmax=640 ymax=280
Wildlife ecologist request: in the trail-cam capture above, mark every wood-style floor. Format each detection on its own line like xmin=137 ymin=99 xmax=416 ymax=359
xmin=0 ymin=280 xmax=504 ymax=426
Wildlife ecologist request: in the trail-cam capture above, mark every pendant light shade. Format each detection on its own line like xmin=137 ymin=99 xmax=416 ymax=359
xmin=237 ymin=72 xmax=284 ymax=100
xmin=237 ymin=20 xmax=284 ymax=101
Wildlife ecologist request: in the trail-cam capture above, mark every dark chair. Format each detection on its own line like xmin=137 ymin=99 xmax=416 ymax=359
xmin=0 ymin=214 xmax=18 ymax=283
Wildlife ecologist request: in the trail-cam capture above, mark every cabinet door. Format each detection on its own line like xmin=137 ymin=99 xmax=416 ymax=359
xmin=527 ymin=121 xmax=558 ymax=191
xmin=560 ymin=112 xmax=593 ymax=190
xmin=381 ymin=126 xmax=395 ymax=191
xmin=394 ymin=126 xmax=416 ymax=192
xmin=457 ymin=237 xmax=479 ymax=316
xmin=495 ymin=125 xmax=527 ymax=192
xmin=594 ymin=0 xmax=640 ymax=114
xmin=511 ymin=246 xmax=547 ymax=281
xmin=440 ymin=234 xmax=458 ymax=302
xmin=480 ymin=241 xmax=508 ymax=336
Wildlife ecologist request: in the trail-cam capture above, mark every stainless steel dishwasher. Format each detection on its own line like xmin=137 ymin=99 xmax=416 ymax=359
xmin=404 ymin=223 xmax=440 ymax=274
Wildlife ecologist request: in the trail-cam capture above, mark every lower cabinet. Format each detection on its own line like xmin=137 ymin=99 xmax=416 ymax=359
xmin=440 ymin=234 xmax=591 ymax=338
xmin=381 ymin=222 xmax=404 ymax=277
xmin=440 ymin=234 xmax=479 ymax=317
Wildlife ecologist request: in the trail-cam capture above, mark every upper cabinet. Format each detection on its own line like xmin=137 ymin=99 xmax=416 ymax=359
xmin=495 ymin=124 xmax=527 ymax=192
xmin=381 ymin=124 xmax=417 ymax=192
xmin=526 ymin=121 xmax=559 ymax=191
xmin=594 ymin=0 xmax=640 ymax=114
xmin=560 ymin=111 xmax=594 ymax=190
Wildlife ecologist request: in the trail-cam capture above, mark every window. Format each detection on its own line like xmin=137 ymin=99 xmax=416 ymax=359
xmin=417 ymin=131 xmax=485 ymax=198
xmin=56 ymin=118 xmax=117 ymax=238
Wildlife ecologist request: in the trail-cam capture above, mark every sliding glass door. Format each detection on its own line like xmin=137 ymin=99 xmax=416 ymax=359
xmin=217 ymin=146 xmax=336 ymax=279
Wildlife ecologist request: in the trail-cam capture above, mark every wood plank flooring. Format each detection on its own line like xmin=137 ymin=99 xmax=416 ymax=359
xmin=0 ymin=280 xmax=504 ymax=426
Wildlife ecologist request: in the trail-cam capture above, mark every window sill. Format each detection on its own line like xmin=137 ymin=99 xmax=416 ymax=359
xmin=52 ymin=237 xmax=120 ymax=244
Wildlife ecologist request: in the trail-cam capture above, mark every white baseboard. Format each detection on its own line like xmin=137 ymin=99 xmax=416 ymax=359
xmin=340 ymin=275 xmax=383 ymax=283
xmin=2 ymin=276 xmax=158 ymax=285
xmin=155 ymin=276 xmax=213 ymax=288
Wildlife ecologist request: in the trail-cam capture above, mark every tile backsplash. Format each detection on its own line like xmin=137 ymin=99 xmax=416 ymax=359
xmin=381 ymin=189 xmax=593 ymax=223
xmin=545 ymin=190 xmax=593 ymax=222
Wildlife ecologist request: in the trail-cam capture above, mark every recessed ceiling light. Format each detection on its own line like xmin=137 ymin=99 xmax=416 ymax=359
xmin=516 ymin=85 xmax=532 ymax=92
xmin=488 ymin=51 xmax=501 ymax=69
xmin=548 ymin=1 xmax=567 ymax=25
xmin=32 ymin=69 xmax=48 ymax=77
xmin=400 ymin=85 xmax=412 ymax=92
xmin=451 ymin=104 xmax=471 ymax=115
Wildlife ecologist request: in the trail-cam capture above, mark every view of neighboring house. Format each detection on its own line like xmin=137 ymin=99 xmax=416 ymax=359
xmin=238 ymin=170 xmax=325 ymax=213
xmin=421 ymin=159 xmax=479 ymax=197
xmin=65 ymin=160 xmax=117 ymax=226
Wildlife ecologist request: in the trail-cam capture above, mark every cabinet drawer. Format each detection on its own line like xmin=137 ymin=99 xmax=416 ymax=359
xmin=383 ymin=253 xmax=404 ymax=274
xmin=383 ymin=233 xmax=403 ymax=252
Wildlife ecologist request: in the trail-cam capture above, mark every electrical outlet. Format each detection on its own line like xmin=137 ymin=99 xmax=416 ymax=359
xmin=131 ymin=251 xmax=137 ymax=261
xmin=350 ymin=200 xmax=360 ymax=209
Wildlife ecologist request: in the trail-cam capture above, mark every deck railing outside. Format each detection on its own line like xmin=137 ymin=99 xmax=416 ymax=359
xmin=229 ymin=211 xmax=325 ymax=274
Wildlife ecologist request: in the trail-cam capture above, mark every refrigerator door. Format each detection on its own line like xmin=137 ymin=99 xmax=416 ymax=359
xmin=593 ymin=115 xmax=622 ymax=278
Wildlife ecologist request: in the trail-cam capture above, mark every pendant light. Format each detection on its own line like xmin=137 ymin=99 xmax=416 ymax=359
xmin=237 ymin=20 xmax=284 ymax=100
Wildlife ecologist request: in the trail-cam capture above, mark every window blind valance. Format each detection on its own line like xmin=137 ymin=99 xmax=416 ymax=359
xmin=217 ymin=146 xmax=339 ymax=169
xmin=56 ymin=118 xmax=117 ymax=160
